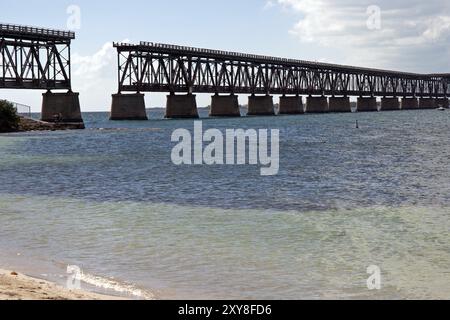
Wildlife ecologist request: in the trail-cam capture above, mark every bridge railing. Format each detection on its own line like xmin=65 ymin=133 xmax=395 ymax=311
xmin=0 ymin=23 xmax=75 ymax=40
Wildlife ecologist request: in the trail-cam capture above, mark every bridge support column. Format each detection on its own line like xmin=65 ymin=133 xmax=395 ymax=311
xmin=328 ymin=96 xmax=351 ymax=113
xmin=41 ymin=91 xmax=83 ymax=123
xmin=166 ymin=94 xmax=199 ymax=119
xmin=306 ymin=96 xmax=329 ymax=113
xmin=279 ymin=96 xmax=304 ymax=114
xmin=436 ymin=98 xmax=449 ymax=109
xmin=419 ymin=98 xmax=436 ymax=109
xmin=247 ymin=95 xmax=275 ymax=116
xmin=210 ymin=94 xmax=241 ymax=117
xmin=357 ymin=97 xmax=378 ymax=112
xmin=380 ymin=97 xmax=400 ymax=111
xmin=110 ymin=93 xmax=148 ymax=120
xmin=401 ymin=98 xmax=418 ymax=110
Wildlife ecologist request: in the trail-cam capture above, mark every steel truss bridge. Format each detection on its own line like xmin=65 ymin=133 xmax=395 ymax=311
xmin=0 ymin=23 xmax=75 ymax=90
xmin=114 ymin=41 xmax=450 ymax=98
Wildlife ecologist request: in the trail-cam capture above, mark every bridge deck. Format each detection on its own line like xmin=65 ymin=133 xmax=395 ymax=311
xmin=0 ymin=23 xmax=75 ymax=42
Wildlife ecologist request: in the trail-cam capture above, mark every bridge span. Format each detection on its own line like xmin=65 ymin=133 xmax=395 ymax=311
xmin=111 ymin=41 xmax=450 ymax=119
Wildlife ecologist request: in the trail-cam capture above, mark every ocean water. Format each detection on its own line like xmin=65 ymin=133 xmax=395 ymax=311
xmin=0 ymin=108 xmax=449 ymax=299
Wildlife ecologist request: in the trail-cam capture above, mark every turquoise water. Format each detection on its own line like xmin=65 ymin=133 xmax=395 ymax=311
xmin=0 ymin=109 xmax=449 ymax=299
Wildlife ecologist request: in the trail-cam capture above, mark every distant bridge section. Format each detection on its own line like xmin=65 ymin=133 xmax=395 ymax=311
xmin=114 ymin=41 xmax=450 ymax=98
xmin=110 ymin=42 xmax=450 ymax=119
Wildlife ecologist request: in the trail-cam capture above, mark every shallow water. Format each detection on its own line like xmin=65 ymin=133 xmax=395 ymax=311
xmin=0 ymin=109 xmax=449 ymax=299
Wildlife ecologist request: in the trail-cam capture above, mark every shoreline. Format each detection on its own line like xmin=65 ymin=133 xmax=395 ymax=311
xmin=18 ymin=117 xmax=85 ymax=132
xmin=0 ymin=268 xmax=126 ymax=300
xmin=0 ymin=117 xmax=85 ymax=134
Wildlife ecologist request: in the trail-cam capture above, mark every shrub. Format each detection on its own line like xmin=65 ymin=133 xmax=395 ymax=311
xmin=0 ymin=100 xmax=20 ymax=132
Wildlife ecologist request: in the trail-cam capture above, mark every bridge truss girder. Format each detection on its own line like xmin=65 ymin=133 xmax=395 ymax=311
xmin=115 ymin=44 xmax=449 ymax=98
xmin=0 ymin=38 xmax=72 ymax=90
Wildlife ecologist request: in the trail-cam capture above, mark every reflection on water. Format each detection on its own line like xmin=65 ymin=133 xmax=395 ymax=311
xmin=0 ymin=109 xmax=449 ymax=299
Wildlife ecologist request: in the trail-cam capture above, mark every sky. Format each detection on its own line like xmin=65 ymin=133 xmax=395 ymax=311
xmin=1 ymin=0 xmax=450 ymax=111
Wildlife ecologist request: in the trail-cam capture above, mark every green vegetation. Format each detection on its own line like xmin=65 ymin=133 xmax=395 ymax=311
xmin=0 ymin=100 xmax=20 ymax=132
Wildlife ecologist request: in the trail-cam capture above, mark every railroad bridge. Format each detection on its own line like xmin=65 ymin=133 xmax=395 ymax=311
xmin=2 ymin=23 xmax=449 ymax=121
xmin=0 ymin=23 xmax=82 ymax=123
xmin=112 ymin=41 xmax=450 ymax=119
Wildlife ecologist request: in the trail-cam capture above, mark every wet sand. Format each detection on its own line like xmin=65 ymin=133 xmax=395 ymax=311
xmin=0 ymin=268 xmax=125 ymax=300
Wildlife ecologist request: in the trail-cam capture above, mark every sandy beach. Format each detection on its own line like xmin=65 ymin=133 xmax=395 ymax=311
xmin=0 ymin=269 xmax=124 ymax=300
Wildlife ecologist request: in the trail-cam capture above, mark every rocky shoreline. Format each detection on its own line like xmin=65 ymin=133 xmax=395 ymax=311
xmin=17 ymin=117 xmax=85 ymax=132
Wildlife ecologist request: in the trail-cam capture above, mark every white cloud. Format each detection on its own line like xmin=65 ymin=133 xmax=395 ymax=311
xmin=276 ymin=0 xmax=450 ymax=72
xmin=70 ymin=40 xmax=130 ymax=111
xmin=72 ymin=42 xmax=115 ymax=80
xmin=263 ymin=1 xmax=276 ymax=10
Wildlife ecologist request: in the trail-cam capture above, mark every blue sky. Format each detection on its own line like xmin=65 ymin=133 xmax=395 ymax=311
xmin=1 ymin=0 xmax=450 ymax=111
xmin=2 ymin=1 xmax=302 ymax=54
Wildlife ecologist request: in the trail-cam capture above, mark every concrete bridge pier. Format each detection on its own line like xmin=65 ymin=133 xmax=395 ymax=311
xmin=210 ymin=94 xmax=241 ymax=117
xmin=380 ymin=97 xmax=400 ymax=111
xmin=357 ymin=97 xmax=378 ymax=112
xmin=401 ymin=97 xmax=418 ymax=110
xmin=328 ymin=96 xmax=351 ymax=113
xmin=306 ymin=96 xmax=329 ymax=113
xmin=166 ymin=94 xmax=199 ymax=119
xmin=436 ymin=98 xmax=449 ymax=109
xmin=279 ymin=95 xmax=304 ymax=114
xmin=110 ymin=93 xmax=148 ymax=120
xmin=41 ymin=91 xmax=83 ymax=123
xmin=247 ymin=95 xmax=275 ymax=116
xmin=419 ymin=97 xmax=436 ymax=109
